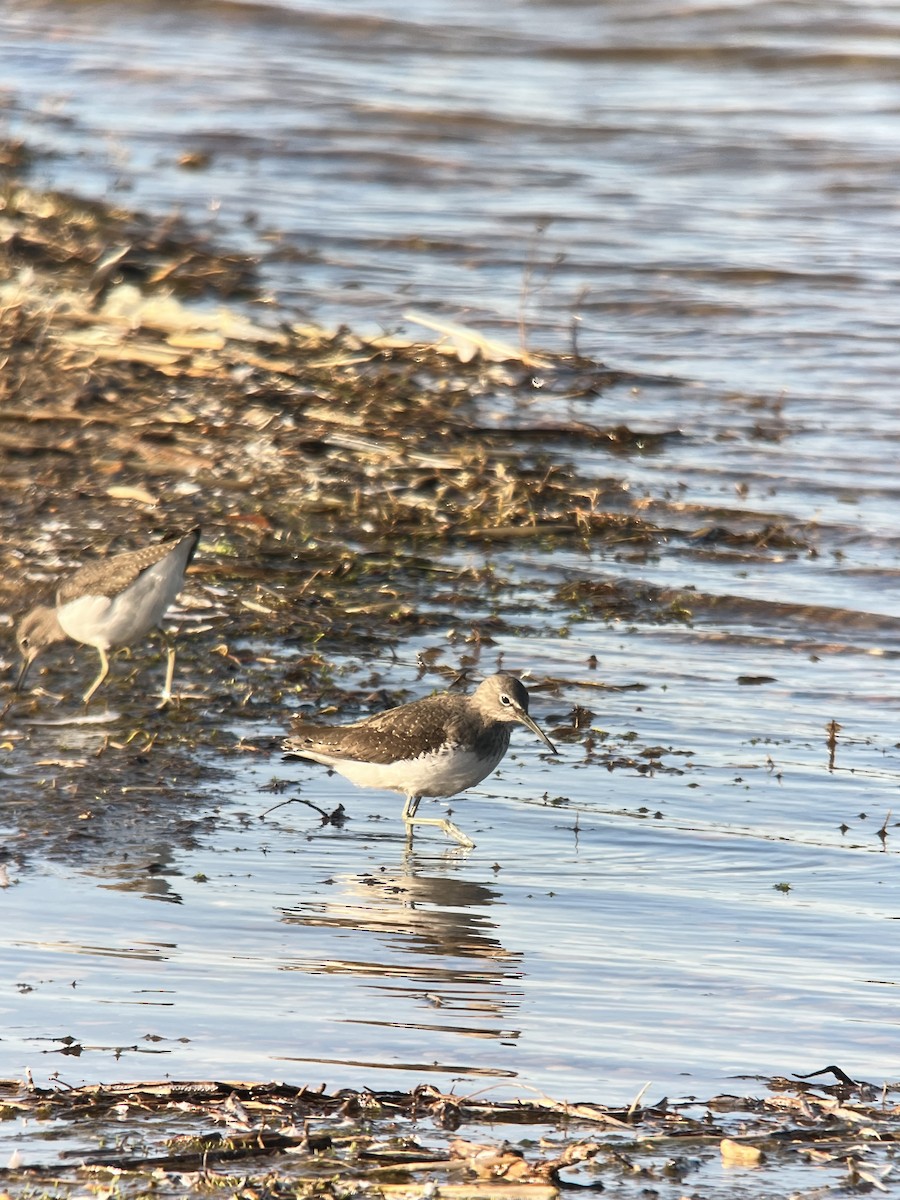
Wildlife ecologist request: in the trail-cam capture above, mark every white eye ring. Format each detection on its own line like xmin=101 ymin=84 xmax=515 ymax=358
xmin=500 ymin=693 xmax=512 ymax=705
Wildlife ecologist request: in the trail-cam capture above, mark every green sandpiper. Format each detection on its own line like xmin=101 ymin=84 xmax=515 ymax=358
xmin=13 ymin=527 xmax=200 ymax=707
xmin=283 ymin=672 xmax=557 ymax=848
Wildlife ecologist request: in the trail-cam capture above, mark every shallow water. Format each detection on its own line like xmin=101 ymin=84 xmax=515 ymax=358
xmin=3 ymin=0 xmax=900 ymax=1153
xmin=5 ymin=615 xmax=900 ymax=1114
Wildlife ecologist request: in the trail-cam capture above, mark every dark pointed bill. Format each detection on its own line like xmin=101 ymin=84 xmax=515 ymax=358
xmin=519 ymin=709 xmax=558 ymax=754
xmin=13 ymin=657 xmax=31 ymax=694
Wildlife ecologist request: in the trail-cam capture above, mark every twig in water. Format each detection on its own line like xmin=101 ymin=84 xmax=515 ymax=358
xmin=627 ymin=1082 xmax=652 ymax=1119
xmin=826 ymin=719 xmax=841 ymax=770
xmin=877 ymin=809 xmax=891 ymax=847
xmin=259 ymin=796 xmax=346 ymax=827
xmin=570 ymin=285 xmax=590 ymax=358
xmin=794 ymin=1064 xmax=857 ymax=1088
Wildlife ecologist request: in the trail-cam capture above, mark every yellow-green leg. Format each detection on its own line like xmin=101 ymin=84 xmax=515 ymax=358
xmin=402 ymin=794 xmax=475 ymax=850
xmin=156 ymin=636 xmax=176 ymax=709
xmin=82 ymin=647 xmax=110 ymax=706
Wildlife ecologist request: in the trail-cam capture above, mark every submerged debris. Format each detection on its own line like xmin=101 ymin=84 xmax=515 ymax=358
xmin=1 ymin=1074 xmax=898 ymax=1198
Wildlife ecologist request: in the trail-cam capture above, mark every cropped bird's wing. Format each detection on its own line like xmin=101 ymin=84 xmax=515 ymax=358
xmin=57 ymin=530 xmax=199 ymax=604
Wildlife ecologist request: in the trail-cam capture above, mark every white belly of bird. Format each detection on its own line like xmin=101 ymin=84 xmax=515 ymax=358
xmin=327 ymin=741 xmax=508 ymax=799
xmin=57 ymin=557 xmax=185 ymax=650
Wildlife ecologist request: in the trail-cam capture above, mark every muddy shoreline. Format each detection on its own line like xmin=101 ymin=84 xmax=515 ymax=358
xmin=0 ymin=143 xmax=691 ymax=865
xmin=3 ymin=145 xmax=897 ymax=1196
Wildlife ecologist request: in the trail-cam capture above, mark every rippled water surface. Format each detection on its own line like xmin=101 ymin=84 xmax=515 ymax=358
xmin=3 ymin=0 xmax=900 ymax=1131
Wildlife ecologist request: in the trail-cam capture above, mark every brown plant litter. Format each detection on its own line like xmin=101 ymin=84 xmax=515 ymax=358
xmin=1 ymin=1074 xmax=899 ymax=1198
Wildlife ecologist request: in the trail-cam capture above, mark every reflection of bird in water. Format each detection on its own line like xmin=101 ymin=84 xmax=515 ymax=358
xmin=280 ymin=861 xmax=524 ymax=1029
xmin=287 ymin=869 xmax=512 ymax=959
xmin=283 ymin=673 xmax=557 ymax=847
xmin=12 ymin=528 xmax=199 ymax=707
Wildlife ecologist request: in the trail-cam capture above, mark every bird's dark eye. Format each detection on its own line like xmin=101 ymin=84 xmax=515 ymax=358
xmin=500 ymin=693 xmax=512 ymax=706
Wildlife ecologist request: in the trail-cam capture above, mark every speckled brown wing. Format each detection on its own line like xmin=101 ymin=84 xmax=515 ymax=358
xmin=289 ymin=692 xmax=472 ymax=765
xmin=56 ymin=530 xmax=199 ymax=604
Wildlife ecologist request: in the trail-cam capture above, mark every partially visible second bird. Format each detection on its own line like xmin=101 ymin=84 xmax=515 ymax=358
xmin=283 ymin=672 xmax=557 ymax=847
xmin=13 ymin=527 xmax=200 ymax=707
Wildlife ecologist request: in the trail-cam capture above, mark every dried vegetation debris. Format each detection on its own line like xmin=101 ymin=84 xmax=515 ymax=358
xmin=0 ymin=1074 xmax=898 ymax=1198
xmin=0 ymin=151 xmax=820 ymax=707
xmin=0 ymin=177 xmax=639 ymax=527
xmin=0 ymin=171 xmax=676 ymax=654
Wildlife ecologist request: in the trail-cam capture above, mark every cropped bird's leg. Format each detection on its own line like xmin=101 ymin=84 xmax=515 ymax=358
xmin=82 ymin=648 xmax=111 ymax=706
xmin=402 ymin=794 xmax=475 ymax=850
xmin=157 ymin=633 xmax=177 ymax=709
xmin=402 ymin=795 xmax=422 ymax=821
